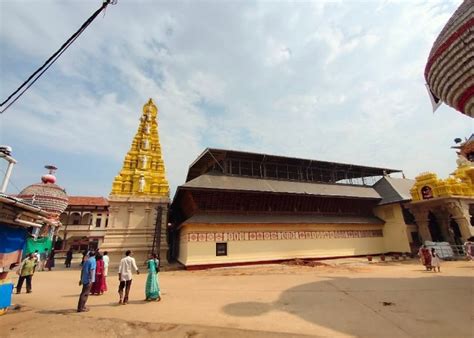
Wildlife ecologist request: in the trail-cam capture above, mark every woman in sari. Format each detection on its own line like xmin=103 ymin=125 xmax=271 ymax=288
xmin=45 ymin=249 xmax=55 ymax=271
xmin=91 ymin=253 xmax=106 ymax=295
xmin=418 ymin=245 xmax=432 ymax=271
xmin=145 ymin=253 xmax=161 ymax=301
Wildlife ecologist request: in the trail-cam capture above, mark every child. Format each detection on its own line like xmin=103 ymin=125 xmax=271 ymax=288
xmin=431 ymin=248 xmax=441 ymax=272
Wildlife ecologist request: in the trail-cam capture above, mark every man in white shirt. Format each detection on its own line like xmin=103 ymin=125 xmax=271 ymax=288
xmin=118 ymin=250 xmax=139 ymax=304
xmin=102 ymin=251 xmax=110 ymax=277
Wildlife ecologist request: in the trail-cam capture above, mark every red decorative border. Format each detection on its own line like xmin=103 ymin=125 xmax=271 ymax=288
xmin=187 ymin=229 xmax=383 ymax=242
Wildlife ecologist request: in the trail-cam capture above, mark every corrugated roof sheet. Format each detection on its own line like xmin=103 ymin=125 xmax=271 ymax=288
xmin=67 ymin=196 xmax=109 ymax=207
xmin=373 ymin=177 xmax=415 ymax=205
xmin=186 ymin=148 xmax=402 ymax=182
xmin=182 ymin=174 xmax=381 ymax=199
xmin=183 ymin=213 xmax=384 ymax=225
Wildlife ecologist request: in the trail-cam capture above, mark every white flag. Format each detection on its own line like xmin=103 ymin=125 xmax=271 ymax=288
xmin=425 ymin=84 xmax=442 ymax=113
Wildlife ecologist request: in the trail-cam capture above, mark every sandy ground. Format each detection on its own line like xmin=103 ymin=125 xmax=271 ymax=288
xmin=2 ymin=258 xmax=473 ymax=337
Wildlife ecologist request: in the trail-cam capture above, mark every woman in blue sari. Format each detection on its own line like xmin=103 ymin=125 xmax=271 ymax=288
xmin=145 ymin=253 xmax=161 ymax=301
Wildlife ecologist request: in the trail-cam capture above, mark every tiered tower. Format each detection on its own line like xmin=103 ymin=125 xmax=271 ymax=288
xmin=101 ymin=99 xmax=170 ymax=266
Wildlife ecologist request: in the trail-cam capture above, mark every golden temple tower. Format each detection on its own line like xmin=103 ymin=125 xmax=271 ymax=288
xmin=102 ymin=99 xmax=170 ymax=266
xmin=111 ymin=98 xmax=169 ymax=197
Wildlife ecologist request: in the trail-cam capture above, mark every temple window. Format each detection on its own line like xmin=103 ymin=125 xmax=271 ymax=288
xmin=82 ymin=213 xmax=92 ymax=225
xmin=71 ymin=212 xmax=81 ymax=225
xmin=216 ymin=242 xmax=227 ymax=256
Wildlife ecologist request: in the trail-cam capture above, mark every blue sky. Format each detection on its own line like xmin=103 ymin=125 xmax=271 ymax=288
xmin=0 ymin=0 xmax=472 ymax=198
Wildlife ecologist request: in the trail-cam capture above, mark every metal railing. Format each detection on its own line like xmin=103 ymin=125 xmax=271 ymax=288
xmin=425 ymin=244 xmax=467 ymax=260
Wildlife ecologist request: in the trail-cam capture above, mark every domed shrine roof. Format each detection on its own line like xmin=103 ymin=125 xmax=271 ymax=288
xmin=425 ymin=0 xmax=473 ymax=117
xmin=18 ymin=165 xmax=68 ymax=216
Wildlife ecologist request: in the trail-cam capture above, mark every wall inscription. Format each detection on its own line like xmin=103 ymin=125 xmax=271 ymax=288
xmin=186 ymin=229 xmax=383 ymax=242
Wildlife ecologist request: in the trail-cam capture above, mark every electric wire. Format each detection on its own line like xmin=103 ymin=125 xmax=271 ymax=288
xmin=0 ymin=0 xmax=116 ymax=114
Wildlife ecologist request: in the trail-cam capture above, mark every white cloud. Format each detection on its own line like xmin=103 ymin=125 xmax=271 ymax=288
xmin=0 ymin=0 xmax=471 ymax=197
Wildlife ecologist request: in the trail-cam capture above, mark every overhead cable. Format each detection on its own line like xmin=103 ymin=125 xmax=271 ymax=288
xmin=0 ymin=0 xmax=117 ymax=114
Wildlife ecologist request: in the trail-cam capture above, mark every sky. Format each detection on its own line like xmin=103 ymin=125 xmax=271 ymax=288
xmin=0 ymin=0 xmax=472 ymax=199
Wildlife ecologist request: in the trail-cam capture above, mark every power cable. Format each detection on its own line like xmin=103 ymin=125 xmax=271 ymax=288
xmin=0 ymin=0 xmax=117 ymax=114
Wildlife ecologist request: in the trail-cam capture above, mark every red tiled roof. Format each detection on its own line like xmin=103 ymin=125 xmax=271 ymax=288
xmin=67 ymin=196 xmax=109 ymax=207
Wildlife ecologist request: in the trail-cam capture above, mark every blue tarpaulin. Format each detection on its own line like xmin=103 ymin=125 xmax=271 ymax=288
xmin=0 ymin=224 xmax=27 ymax=268
xmin=0 ymin=283 xmax=14 ymax=309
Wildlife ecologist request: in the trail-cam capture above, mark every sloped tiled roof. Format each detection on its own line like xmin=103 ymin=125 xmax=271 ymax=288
xmin=373 ymin=177 xmax=415 ymax=205
xmin=182 ymin=173 xmax=381 ymax=199
xmin=67 ymin=196 xmax=109 ymax=207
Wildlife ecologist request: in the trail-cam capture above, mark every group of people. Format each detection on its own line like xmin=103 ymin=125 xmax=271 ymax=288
xmin=77 ymin=250 xmax=161 ymax=313
xmin=418 ymin=245 xmax=441 ymax=272
xmin=35 ymin=248 xmax=56 ymax=271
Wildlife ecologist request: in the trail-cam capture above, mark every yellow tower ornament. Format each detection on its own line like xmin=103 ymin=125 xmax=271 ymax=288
xmin=111 ymin=98 xmax=169 ymax=197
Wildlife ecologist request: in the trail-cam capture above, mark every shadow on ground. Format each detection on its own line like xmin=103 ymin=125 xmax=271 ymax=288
xmin=223 ymin=275 xmax=472 ymax=337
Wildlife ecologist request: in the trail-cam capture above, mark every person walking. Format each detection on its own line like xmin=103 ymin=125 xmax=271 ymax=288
xmin=65 ymin=248 xmax=73 ymax=268
xmin=464 ymin=241 xmax=474 ymax=260
xmin=45 ymin=249 xmax=55 ymax=271
xmin=118 ymin=250 xmax=139 ymax=305
xmin=16 ymin=253 xmax=37 ymax=294
xmin=39 ymin=249 xmax=49 ymax=271
xmin=33 ymin=250 xmax=41 ymax=270
xmin=145 ymin=253 xmax=161 ymax=301
xmin=90 ymin=253 xmax=106 ymax=295
xmin=418 ymin=245 xmax=432 ymax=271
xmin=103 ymin=251 xmax=110 ymax=277
xmin=80 ymin=249 xmax=87 ymax=266
xmin=431 ymin=248 xmax=441 ymax=272
xmin=77 ymin=251 xmax=96 ymax=312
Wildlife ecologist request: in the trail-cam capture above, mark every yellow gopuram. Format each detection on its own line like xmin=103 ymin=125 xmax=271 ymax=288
xmin=102 ymin=99 xmax=170 ymax=266
xmin=111 ymin=98 xmax=169 ymax=197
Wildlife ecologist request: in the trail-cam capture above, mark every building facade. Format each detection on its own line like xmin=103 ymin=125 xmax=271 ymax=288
xmin=58 ymin=196 xmax=109 ymax=251
xmin=170 ymin=149 xmax=416 ymax=269
xmin=373 ymin=176 xmax=418 ymax=253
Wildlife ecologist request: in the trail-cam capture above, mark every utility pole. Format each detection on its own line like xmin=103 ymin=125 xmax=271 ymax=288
xmin=0 ymin=146 xmax=17 ymax=193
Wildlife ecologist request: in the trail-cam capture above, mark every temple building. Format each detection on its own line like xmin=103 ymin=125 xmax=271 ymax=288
xmin=170 ymin=149 xmax=418 ymax=269
xmin=408 ymin=135 xmax=474 ymax=245
xmin=101 ymin=99 xmax=170 ymax=266
xmin=58 ymin=196 xmax=109 ymax=251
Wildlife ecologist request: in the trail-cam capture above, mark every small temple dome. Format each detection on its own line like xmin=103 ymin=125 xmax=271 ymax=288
xmin=18 ymin=165 xmax=68 ymax=216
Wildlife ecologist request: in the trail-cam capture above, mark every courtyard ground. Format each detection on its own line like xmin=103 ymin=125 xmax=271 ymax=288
xmin=2 ymin=258 xmax=473 ymax=337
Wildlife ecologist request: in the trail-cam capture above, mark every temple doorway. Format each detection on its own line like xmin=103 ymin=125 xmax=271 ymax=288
xmin=449 ymin=218 xmax=463 ymax=245
xmin=428 ymin=212 xmax=443 ymax=242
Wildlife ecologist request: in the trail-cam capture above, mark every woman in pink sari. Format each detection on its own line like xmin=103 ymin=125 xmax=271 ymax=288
xmin=91 ymin=253 xmax=107 ymax=295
